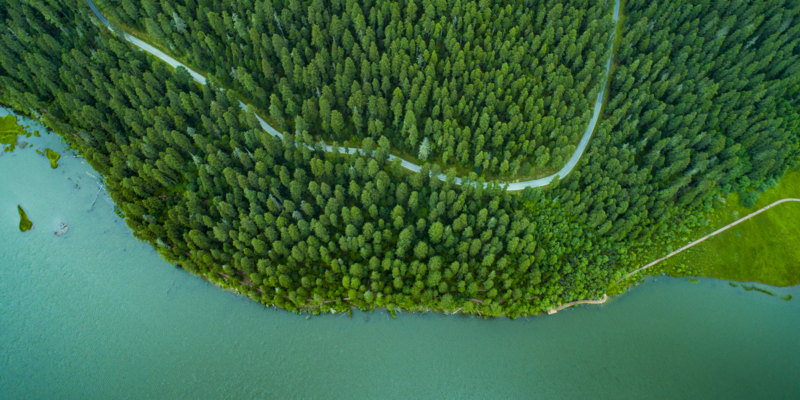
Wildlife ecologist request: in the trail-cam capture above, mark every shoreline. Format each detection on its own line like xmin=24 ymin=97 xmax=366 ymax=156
xmin=203 ymin=266 xmax=612 ymax=318
xmin=617 ymin=199 xmax=800 ymax=284
xmin=3 ymin=101 xmax=794 ymax=318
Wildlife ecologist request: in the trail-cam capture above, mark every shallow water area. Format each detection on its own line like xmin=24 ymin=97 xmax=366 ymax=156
xmin=2 ymin=107 xmax=800 ymax=399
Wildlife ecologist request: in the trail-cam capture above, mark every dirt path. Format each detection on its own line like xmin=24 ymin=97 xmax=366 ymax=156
xmin=547 ymin=294 xmax=609 ymax=314
xmin=548 ymin=198 xmax=800 ymax=314
xmin=617 ymin=198 xmax=800 ymax=283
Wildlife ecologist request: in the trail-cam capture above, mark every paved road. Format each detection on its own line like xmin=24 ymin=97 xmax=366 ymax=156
xmin=85 ymin=0 xmax=621 ymax=190
xmin=617 ymin=198 xmax=800 ymax=283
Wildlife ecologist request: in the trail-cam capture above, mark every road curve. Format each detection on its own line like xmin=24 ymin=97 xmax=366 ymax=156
xmin=617 ymin=198 xmax=800 ymax=283
xmin=84 ymin=0 xmax=621 ymax=190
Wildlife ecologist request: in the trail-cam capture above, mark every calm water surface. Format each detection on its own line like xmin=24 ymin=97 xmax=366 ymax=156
xmin=2 ymin=107 xmax=799 ymax=399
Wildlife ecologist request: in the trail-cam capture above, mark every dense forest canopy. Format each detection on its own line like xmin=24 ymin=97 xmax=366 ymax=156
xmin=608 ymin=0 xmax=800 ymax=209
xmin=94 ymin=0 xmax=616 ymax=178
xmin=1 ymin=0 xmax=798 ymax=318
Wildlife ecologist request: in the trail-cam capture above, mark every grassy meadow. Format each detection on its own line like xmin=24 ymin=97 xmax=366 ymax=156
xmin=642 ymin=171 xmax=800 ymax=287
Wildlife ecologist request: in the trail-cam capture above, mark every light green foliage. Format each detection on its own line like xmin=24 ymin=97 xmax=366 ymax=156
xmin=45 ymin=148 xmax=61 ymax=169
xmin=643 ymin=172 xmax=800 ymax=287
xmin=18 ymin=205 xmax=33 ymax=232
xmin=1 ymin=115 xmax=27 ymax=152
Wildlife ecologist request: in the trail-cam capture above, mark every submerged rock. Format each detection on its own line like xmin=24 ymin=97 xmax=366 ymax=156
xmin=55 ymin=222 xmax=69 ymax=236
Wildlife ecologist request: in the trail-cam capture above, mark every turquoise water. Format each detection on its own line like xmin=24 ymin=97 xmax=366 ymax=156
xmin=2 ymin=107 xmax=799 ymax=399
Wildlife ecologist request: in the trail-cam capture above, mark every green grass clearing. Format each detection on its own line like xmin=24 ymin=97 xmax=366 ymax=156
xmin=627 ymin=170 xmax=800 ymax=287
xmin=651 ymin=201 xmax=800 ymax=287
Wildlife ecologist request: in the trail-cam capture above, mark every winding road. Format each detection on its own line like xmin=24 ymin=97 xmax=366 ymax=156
xmin=77 ymin=1 xmax=795 ymax=317
xmin=84 ymin=0 xmax=621 ymax=191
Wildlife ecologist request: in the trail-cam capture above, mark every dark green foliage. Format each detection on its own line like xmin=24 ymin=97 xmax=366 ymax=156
xmin=1 ymin=0 xmax=798 ymax=318
xmin=564 ymin=0 xmax=800 ymax=245
xmin=94 ymin=0 xmax=617 ymax=177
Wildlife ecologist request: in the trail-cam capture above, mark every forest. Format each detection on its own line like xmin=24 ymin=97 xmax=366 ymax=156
xmin=93 ymin=0 xmax=616 ymax=178
xmin=1 ymin=0 xmax=798 ymax=318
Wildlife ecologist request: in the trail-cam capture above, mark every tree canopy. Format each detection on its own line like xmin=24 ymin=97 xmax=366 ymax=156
xmin=95 ymin=0 xmax=616 ymax=178
xmin=1 ymin=0 xmax=798 ymax=318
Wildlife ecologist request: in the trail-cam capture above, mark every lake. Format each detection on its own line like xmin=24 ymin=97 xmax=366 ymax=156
xmin=2 ymin=107 xmax=799 ymax=399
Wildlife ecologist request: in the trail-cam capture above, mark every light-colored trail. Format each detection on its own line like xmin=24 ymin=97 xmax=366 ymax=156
xmin=546 ymin=198 xmax=800 ymax=314
xmin=547 ymin=294 xmax=609 ymax=314
xmin=617 ymin=198 xmax=800 ymax=283
xmin=84 ymin=0 xmax=621 ymax=191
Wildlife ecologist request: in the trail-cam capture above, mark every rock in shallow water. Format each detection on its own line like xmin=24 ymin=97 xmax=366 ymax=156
xmin=55 ymin=222 xmax=69 ymax=236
